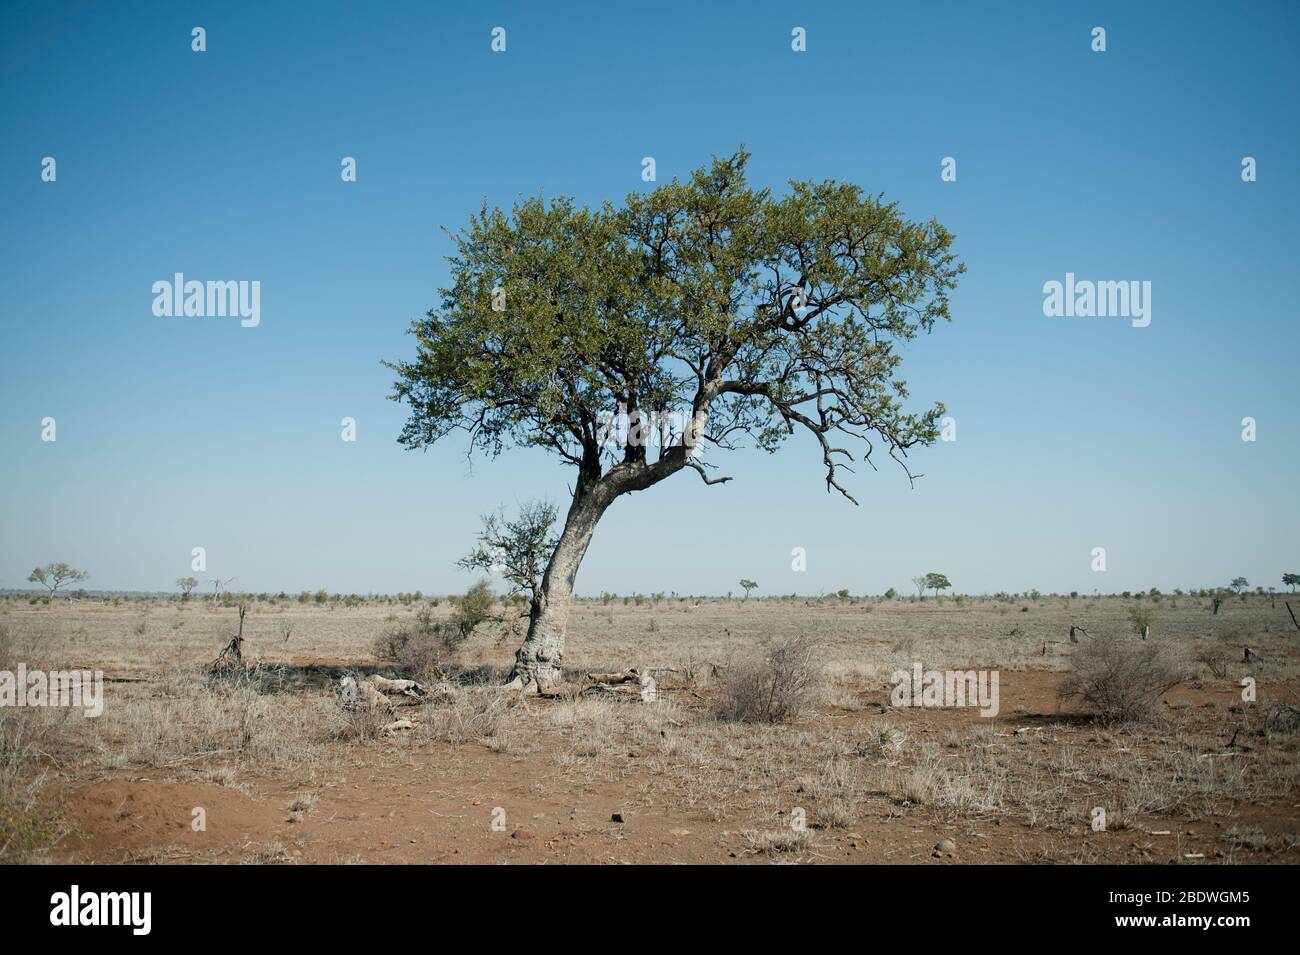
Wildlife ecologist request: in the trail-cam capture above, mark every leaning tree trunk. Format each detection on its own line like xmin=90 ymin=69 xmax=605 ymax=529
xmin=507 ymin=481 xmax=616 ymax=691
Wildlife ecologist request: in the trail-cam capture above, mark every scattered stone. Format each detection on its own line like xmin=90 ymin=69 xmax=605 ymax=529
xmin=936 ymin=838 xmax=956 ymax=854
xmin=511 ymin=828 xmax=536 ymax=840
xmin=611 ymin=812 xmax=625 ymax=823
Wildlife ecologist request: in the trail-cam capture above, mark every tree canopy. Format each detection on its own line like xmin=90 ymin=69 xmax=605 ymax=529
xmin=387 ymin=148 xmax=963 ymax=504
xmin=28 ymin=562 xmax=88 ymax=595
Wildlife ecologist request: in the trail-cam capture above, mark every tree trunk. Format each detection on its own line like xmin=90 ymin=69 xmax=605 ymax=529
xmin=506 ymin=481 xmax=615 ymax=691
xmin=503 ymin=395 xmax=713 ymax=692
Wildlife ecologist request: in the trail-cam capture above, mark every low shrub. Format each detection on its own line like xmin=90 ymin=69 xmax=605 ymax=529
xmin=713 ymin=635 xmax=820 ymax=724
xmin=1059 ymin=631 xmax=1187 ymax=722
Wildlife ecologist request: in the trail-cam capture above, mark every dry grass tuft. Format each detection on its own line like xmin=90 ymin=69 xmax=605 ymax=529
xmin=713 ymin=635 xmax=820 ymax=724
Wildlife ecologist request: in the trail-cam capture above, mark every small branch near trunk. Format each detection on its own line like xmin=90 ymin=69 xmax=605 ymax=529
xmin=1286 ymin=601 xmax=1300 ymax=633
xmin=685 ymin=460 xmax=732 ymax=485
xmin=210 ymin=605 xmax=247 ymax=672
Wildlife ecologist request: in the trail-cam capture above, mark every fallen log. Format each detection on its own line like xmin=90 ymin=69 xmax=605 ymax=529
xmin=367 ymin=674 xmax=427 ymax=699
xmin=584 ymin=668 xmax=657 ymax=702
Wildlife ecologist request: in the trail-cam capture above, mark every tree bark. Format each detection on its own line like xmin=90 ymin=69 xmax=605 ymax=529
xmin=504 ymin=389 xmax=716 ymax=692
xmin=506 ymin=479 xmax=616 ymax=690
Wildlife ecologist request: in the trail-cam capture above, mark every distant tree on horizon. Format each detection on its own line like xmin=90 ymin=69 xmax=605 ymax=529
xmin=176 ymin=576 xmax=199 ymax=599
xmin=1283 ymin=572 xmax=1299 ymax=593
xmin=925 ymin=572 xmax=952 ymax=598
xmin=912 ymin=575 xmax=928 ymax=599
xmin=739 ymin=579 xmax=758 ymax=600
xmin=1230 ymin=576 xmax=1249 ymax=595
xmin=27 ymin=562 xmax=88 ymax=598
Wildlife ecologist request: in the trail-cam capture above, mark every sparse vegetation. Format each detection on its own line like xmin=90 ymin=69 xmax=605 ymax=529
xmin=1058 ymin=630 xmax=1188 ymax=722
xmin=713 ymin=635 xmax=820 ymax=724
xmin=26 ymin=562 xmax=89 ymax=599
xmin=1125 ymin=603 xmax=1157 ymax=635
xmin=3 ymin=591 xmax=1296 ymax=865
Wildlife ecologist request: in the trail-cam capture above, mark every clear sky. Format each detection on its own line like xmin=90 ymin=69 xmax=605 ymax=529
xmin=2 ymin=1 xmax=1297 ymax=597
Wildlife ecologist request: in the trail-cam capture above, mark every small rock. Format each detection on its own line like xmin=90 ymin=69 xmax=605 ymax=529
xmin=611 ymin=812 xmax=625 ymax=823
xmin=511 ymin=828 xmax=536 ymax=840
xmin=936 ymin=838 xmax=956 ymax=854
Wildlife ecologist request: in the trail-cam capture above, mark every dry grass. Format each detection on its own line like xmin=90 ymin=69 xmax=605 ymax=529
xmin=713 ymin=635 xmax=821 ymax=724
xmin=0 ymin=623 xmax=72 ymax=862
xmin=2 ymin=592 xmax=1297 ymax=863
xmin=1058 ymin=631 xmax=1189 ymax=722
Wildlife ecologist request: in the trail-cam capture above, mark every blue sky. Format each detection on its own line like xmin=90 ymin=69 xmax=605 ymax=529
xmin=1 ymin=1 xmax=1297 ymax=597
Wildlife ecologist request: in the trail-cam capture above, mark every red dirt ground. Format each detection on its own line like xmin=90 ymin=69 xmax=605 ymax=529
xmin=52 ymin=671 xmax=1300 ymax=864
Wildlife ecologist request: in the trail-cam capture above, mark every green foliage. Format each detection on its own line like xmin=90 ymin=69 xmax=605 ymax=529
xmin=453 ymin=579 xmax=495 ymax=638
xmin=387 ymin=148 xmax=962 ymax=504
xmin=924 ymin=572 xmax=951 ymax=596
xmin=26 ymin=562 xmax=88 ymax=595
xmin=459 ymin=501 xmax=558 ymax=600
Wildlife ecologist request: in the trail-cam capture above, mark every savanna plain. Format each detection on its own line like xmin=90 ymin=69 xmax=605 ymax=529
xmin=2 ymin=590 xmax=1298 ymax=864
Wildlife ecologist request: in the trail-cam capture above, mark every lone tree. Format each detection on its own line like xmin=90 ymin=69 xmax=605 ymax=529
xmin=27 ymin=562 xmax=89 ymax=598
xmin=925 ymin=572 xmax=951 ymax=598
xmin=176 ymin=576 xmax=199 ymax=599
xmin=1230 ymin=576 xmax=1249 ymax=595
xmin=388 ymin=149 xmax=962 ymax=690
xmin=739 ymin=579 xmax=758 ymax=600
xmin=911 ymin=575 xmax=929 ymax=599
xmin=1282 ymin=572 xmax=1298 ymax=593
